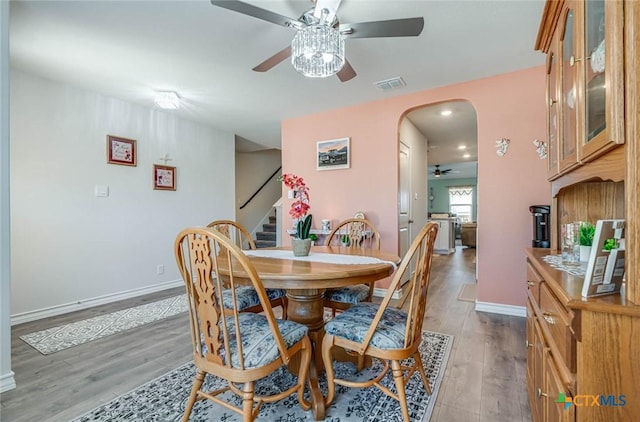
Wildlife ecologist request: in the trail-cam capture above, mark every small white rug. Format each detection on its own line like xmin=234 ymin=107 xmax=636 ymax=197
xmin=20 ymin=294 xmax=188 ymax=355
xmin=71 ymin=330 xmax=453 ymax=422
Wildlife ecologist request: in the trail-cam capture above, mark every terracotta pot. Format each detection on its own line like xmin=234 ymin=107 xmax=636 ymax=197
xmin=292 ymin=238 xmax=312 ymax=257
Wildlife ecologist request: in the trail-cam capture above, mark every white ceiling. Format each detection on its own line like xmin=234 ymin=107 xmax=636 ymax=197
xmin=9 ymin=0 xmax=545 ymax=154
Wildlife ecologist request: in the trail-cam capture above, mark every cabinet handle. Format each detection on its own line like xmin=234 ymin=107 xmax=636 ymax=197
xmin=527 ymin=281 xmax=535 ymax=287
xmin=537 ymin=388 xmax=548 ymax=398
xmin=543 ymin=311 xmax=555 ymax=325
xmin=569 ymin=55 xmax=591 ymax=67
xmin=526 ymin=340 xmax=533 ymax=348
xmin=549 ymin=98 xmax=557 ymax=107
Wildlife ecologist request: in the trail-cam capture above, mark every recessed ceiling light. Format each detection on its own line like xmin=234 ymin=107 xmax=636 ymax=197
xmin=463 ymin=153 xmax=471 ymax=158
xmin=457 ymin=145 xmax=467 ymax=150
xmin=440 ymin=110 xmax=452 ymax=116
xmin=155 ymin=91 xmax=180 ymax=109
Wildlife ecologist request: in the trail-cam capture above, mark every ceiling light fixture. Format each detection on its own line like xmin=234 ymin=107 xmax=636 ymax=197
xmin=457 ymin=145 xmax=467 ymax=150
xmin=155 ymin=91 xmax=180 ymax=109
xmin=291 ymin=9 xmax=345 ymax=78
xmin=440 ymin=110 xmax=452 ymax=116
xmin=463 ymin=153 xmax=471 ymax=158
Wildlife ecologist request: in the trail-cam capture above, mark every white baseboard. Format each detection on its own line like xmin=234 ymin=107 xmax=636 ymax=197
xmin=475 ymin=301 xmax=526 ymax=317
xmin=11 ymin=279 xmax=183 ymax=326
xmin=0 ymin=371 xmax=16 ymax=393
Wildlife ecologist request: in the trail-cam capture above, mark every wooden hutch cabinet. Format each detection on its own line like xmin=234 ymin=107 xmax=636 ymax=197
xmin=528 ymin=1 xmax=640 ymax=421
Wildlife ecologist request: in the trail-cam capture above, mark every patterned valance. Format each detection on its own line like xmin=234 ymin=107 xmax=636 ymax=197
xmin=448 ymin=187 xmax=473 ymax=196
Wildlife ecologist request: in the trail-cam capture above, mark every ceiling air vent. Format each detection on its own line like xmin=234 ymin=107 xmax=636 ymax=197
xmin=373 ymin=77 xmax=406 ymax=91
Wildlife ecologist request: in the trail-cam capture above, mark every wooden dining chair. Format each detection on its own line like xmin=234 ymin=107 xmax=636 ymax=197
xmin=207 ymin=220 xmax=287 ymax=318
xmin=175 ymin=227 xmax=312 ymax=421
xmin=321 ymin=222 xmax=439 ymax=422
xmin=324 ymin=218 xmax=382 ymax=315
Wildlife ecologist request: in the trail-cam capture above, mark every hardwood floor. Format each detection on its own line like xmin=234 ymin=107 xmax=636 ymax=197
xmin=1 ymin=245 xmax=531 ymax=422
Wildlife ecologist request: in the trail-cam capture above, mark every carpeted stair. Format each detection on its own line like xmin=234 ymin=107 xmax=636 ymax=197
xmin=254 ymin=215 xmax=276 ymax=248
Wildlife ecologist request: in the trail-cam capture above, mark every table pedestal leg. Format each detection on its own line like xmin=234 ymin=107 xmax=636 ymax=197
xmin=285 ymin=289 xmax=326 ymax=421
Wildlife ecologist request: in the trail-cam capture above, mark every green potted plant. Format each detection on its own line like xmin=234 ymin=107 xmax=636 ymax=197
xmin=279 ymin=173 xmax=313 ymax=256
xmin=340 ymin=234 xmax=350 ymax=247
xmin=292 ymin=214 xmax=313 ymax=256
xmin=579 ymin=222 xmax=595 ymax=262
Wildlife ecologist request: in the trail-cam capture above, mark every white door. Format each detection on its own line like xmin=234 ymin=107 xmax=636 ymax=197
xmin=399 ymin=142 xmax=411 ymax=271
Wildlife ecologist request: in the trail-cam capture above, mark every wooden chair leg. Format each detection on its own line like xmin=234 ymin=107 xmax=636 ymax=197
xmin=413 ymin=351 xmax=433 ymax=395
xmin=182 ymin=369 xmax=205 ymax=422
xmin=242 ymin=382 xmax=255 ymax=422
xmin=391 ymin=360 xmax=410 ymax=422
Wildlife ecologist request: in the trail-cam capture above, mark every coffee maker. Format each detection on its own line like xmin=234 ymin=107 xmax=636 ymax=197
xmin=529 ymin=205 xmax=550 ymax=248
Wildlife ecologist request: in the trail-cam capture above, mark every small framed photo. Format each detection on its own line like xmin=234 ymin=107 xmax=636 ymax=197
xmin=107 ymin=135 xmax=137 ymax=166
xmin=317 ymin=137 xmax=350 ymax=171
xmin=153 ymin=164 xmax=176 ymax=191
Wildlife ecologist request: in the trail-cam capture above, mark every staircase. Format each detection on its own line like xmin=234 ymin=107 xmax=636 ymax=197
xmin=254 ymin=214 xmax=277 ymax=248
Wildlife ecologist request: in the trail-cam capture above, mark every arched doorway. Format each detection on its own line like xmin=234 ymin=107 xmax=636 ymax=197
xmin=398 ymin=100 xmax=478 ymax=260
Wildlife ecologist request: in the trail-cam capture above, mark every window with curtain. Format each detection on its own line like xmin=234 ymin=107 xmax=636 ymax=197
xmin=449 ymin=186 xmax=474 ymax=223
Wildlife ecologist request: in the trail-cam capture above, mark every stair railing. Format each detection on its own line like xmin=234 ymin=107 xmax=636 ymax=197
xmin=239 ymin=166 xmax=282 ymax=210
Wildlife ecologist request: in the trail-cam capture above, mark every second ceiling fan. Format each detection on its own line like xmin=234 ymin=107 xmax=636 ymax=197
xmin=433 ymin=165 xmax=453 ymax=178
xmin=210 ymin=0 xmax=424 ymax=82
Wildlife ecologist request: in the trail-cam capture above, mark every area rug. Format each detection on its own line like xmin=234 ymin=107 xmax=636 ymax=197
xmin=71 ymin=331 xmax=453 ymax=422
xmin=20 ymin=294 xmax=188 ymax=355
xmin=456 ymin=283 xmax=477 ymax=302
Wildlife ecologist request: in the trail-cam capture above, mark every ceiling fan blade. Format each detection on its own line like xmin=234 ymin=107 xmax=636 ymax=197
xmin=340 ymin=17 xmax=424 ymax=39
xmin=252 ymin=46 xmax=292 ymax=72
xmin=210 ymin=1 xmax=302 ymax=29
xmin=336 ymin=59 xmax=356 ymax=82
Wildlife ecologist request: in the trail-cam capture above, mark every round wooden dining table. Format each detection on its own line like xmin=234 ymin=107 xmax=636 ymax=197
xmin=225 ymin=245 xmax=400 ymax=420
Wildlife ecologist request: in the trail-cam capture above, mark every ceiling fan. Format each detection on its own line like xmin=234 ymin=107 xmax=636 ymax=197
xmin=210 ymin=0 xmax=424 ymax=82
xmin=433 ymin=165 xmax=453 ymax=178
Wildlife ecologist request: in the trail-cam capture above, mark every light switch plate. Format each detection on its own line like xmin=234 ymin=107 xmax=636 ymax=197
xmin=95 ymin=185 xmax=109 ymax=197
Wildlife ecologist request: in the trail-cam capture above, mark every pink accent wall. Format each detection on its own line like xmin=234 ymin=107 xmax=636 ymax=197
xmin=282 ymin=66 xmax=550 ymax=307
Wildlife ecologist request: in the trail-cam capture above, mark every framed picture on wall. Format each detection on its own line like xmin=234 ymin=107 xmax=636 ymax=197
xmin=317 ymin=137 xmax=350 ymax=171
xmin=153 ymin=164 xmax=176 ymax=191
xmin=107 ymin=135 xmax=137 ymax=166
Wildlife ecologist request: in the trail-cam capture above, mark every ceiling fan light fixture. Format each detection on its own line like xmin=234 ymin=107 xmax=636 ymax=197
xmin=291 ymin=24 xmax=345 ymax=78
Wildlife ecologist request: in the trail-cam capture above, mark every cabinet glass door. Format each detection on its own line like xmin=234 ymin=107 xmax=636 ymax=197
xmin=578 ymin=0 xmax=624 ymax=160
xmin=546 ymin=44 xmax=559 ymax=179
xmin=559 ymin=4 xmax=578 ymax=171
xmin=584 ymin=0 xmax=606 ymax=142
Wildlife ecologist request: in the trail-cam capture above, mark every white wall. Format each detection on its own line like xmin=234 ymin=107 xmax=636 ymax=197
xmin=1 ymin=0 xmax=17 ymax=393
xmin=235 ymin=149 xmax=281 ymax=234
xmin=10 ymin=71 xmax=236 ymax=318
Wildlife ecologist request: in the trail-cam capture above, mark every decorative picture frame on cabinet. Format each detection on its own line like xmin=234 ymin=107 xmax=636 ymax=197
xmin=581 ymin=219 xmax=625 ymax=297
xmin=107 ymin=135 xmax=137 ymax=166
xmin=153 ymin=164 xmax=176 ymax=191
xmin=317 ymin=137 xmax=350 ymax=171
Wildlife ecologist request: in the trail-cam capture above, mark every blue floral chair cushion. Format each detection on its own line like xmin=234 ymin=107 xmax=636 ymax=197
xmin=324 ymin=285 xmax=370 ymax=305
xmin=324 ymin=302 xmax=408 ymax=350
xmin=221 ymin=287 xmax=286 ymax=311
xmin=218 ymin=313 xmax=308 ymax=368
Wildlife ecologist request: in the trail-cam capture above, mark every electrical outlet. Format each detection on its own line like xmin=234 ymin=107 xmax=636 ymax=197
xmin=157 ymin=264 xmax=164 ymax=275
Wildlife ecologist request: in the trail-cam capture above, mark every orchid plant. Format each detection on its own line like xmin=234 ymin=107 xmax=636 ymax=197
xmin=279 ymin=173 xmax=312 ymax=240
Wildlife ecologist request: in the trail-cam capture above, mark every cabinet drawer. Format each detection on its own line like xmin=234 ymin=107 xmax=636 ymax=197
xmin=527 ymin=261 xmax=543 ymax=303
xmin=539 ymin=283 xmax=576 ymax=373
